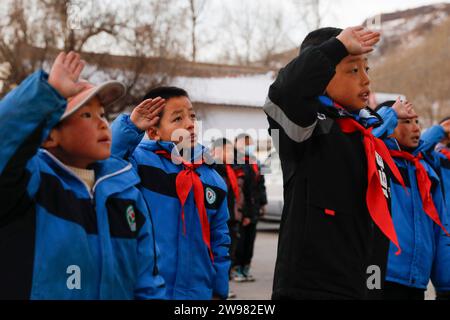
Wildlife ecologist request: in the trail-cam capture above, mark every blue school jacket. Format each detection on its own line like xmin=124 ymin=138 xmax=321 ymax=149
xmin=420 ymin=125 xmax=450 ymax=292
xmin=0 ymin=70 xmax=165 ymax=299
xmin=375 ymin=107 xmax=449 ymax=290
xmin=111 ymin=114 xmax=231 ymax=300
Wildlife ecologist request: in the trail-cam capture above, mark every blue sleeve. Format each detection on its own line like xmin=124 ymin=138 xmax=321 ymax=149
xmin=373 ymin=107 xmax=398 ymax=138
xmin=431 ymin=179 xmax=450 ymax=292
xmin=210 ymin=195 xmax=231 ymax=299
xmin=421 ymin=125 xmax=446 ymax=153
xmin=134 ymin=193 xmax=166 ymax=300
xmin=0 ymin=70 xmax=67 ymax=223
xmin=110 ymin=114 xmax=145 ymax=160
xmin=0 ymin=70 xmax=66 ymax=174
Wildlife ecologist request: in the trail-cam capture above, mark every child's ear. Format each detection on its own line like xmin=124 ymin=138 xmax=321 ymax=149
xmin=146 ymin=127 xmax=160 ymax=141
xmin=41 ymin=129 xmax=60 ymax=149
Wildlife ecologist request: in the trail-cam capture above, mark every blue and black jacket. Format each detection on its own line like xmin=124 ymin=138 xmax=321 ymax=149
xmin=375 ymin=107 xmax=449 ymax=291
xmin=0 ymin=71 xmax=165 ymax=299
xmin=421 ymin=125 xmax=450 ymax=210
xmin=420 ymin=125 xmax=450 ymax=291
xmin=111 ymin=114 xmax=231 ymax=300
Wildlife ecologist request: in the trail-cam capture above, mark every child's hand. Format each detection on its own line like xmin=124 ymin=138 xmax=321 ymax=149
xmin=130 ymin=97 xmax=166 ymax=131
xmin=259 ymin=205 xmax=267 ymax=217
xmin=242 ymin=217 xmax=251 ymax=226
xmin=392 ymin=97 xmax=417 ymax=119
xmin=440 ymin=119 xmax=450 ymax=137
xmin=48 ymin=51 xmax=86 ymax=98
xmin=336 ymin=26 xmax=380 ymax=55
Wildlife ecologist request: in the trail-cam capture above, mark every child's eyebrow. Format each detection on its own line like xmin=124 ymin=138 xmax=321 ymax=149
xmin=170 ymin=110 xmax=184 ymax=116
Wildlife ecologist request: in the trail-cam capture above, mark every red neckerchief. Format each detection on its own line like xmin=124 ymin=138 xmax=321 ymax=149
xmin=225 ymin=164 xmax=240 ymax=203
xmin=335 ymin=115 xmax=405 ymax=255
xmin=390 ymin=150 xmax=449 ymax=236
xmin=155 ymin=149 xmax=214 ymax=262
xmin=440 ymin=148 xmax=450 ymax=161
xmin=243 ymin=156 xmax=260 ymax=181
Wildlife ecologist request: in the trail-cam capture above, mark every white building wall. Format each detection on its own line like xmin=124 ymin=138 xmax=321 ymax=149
xmin=194 ymin=104 xmax=271 ymax=145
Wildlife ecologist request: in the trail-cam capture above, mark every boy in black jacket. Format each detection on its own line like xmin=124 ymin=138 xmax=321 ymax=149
xmin=234 ymin=133 xmax=267 ymax=282
xmin=211 ymin=138 xmax=242 ymax=270
xmin=264 ymin=26 xmax=406 ymax=299
xmin=211 ymin=138 xmax=243 ymax=298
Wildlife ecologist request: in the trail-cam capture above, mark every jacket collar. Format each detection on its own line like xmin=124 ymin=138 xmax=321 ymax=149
xmin=139 ymin=139 xmax=215 ymax=165
xmin=318 ymin=95 xmax=383 ymax=129
xmin=384 ymin=138 xmax=425 ymax=156
xmin=384 ymin=139 xmax=440 ymax=182
xmin=436 ymin=143 xmax=450 ymax=152
xmin=39 ymin=149 xmax=138 ymax=197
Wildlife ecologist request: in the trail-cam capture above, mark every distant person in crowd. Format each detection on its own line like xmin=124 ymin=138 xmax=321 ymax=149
xmin=211 ymin=137 xmax=244 ymax=298
xmin=232 ymin=133 xmax=267 ymax=283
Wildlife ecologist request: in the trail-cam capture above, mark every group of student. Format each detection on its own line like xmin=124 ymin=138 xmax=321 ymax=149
xmin=264 ymin=25 xmax=450 ymax=300
xmin=0 ymin=24 xmax=449 ymax=300
xmin=0 ymin=50 xmax=265 ymax=300
xmin=210 ymin=134 xmax=267 ymax=295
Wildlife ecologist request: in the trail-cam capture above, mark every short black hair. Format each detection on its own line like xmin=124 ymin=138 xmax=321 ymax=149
xmin=439 ymin=116 xmax=450 ymax=124
xmin=375 ymin=100 xmax=396 ymax=112
xmin=142 ymin=86 xmax=189 ymax=102
xmin=300 ymin=27 xmax=343 ymax=53
xmin=235 ymin=133 xmax=251 ymax=143
xmin=141 ymin=86 xmax=189 ymax=127
xmin=211 ymin=138 xmax=233 ymax=150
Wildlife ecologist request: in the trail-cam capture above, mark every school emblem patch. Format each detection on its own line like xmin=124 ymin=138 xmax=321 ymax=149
xmin=205 ymin=187 xmax=216 ymax=205
xmin=126 ymin=205 xmax=137 ymax=232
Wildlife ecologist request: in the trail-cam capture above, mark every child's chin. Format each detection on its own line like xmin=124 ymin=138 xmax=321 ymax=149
xmin=178 ymin=140 xmax=197 ymax=149
xmin=94 ymin=151 xmax=111 ymax=161
xmin=347 ymin=103 xmax=365 ymax=112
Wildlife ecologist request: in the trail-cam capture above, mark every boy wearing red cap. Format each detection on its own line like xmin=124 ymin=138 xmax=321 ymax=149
xmin=0 ymin=52 xmax=165 ymax=299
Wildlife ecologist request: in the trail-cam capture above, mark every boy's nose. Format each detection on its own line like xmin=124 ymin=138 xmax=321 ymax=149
xmin=185 ymin=118 xmax=195 ymax=130
xmin=361 ymin=72 xmax=370 ymax=86
xmin=98 ymin=116 xmax=109 ymax=129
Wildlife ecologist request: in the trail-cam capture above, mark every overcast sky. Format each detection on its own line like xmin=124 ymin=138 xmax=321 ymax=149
xmin=209 ymin=0 xmax=450 ymax=26
xmin=303 ymin=0 xmax=449 ymax=26
xmin=197 ymin=0 xmax=450 ymax=61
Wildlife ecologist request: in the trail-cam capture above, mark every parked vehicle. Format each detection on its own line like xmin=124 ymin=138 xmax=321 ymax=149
xmin=261 ymin=150 xmax=283 ymax=222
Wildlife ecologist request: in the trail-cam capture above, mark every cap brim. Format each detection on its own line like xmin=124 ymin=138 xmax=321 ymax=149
xmin=60 ymin=81 xmax=127 ymax=121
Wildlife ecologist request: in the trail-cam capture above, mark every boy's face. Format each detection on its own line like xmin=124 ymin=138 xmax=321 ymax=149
xmin=213 ymin=143 xmax=234 ymax=164
xmin=44 ymin=97 xmax=112 ymax=168
xmin=393 ymin=116 xmax=421 ymax=149
xmin=235 ymin=136 xmax=253 ymax=155
xmin=326 ymin=54 xmax=370 ymax=111
xmin=148 ymin=96 xmax=197 ymax=149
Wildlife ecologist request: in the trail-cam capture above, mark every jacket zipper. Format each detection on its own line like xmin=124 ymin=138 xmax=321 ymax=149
xmin=41 ymin=150 xmax=132 ymax=200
